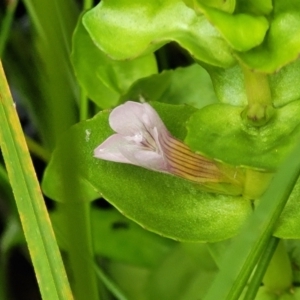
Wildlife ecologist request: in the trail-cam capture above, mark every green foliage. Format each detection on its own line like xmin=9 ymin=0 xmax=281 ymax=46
xmin=120 ymin=64 xmax=218 ymax=108
xmin=199 ymin=4 xmax=269 ymax=51
xmin=51 ymin=206 xmax=175 ymax=268
xmin=71 ymin=18 xmax=157 ymax=108
xmin=185 ymin=100 xmax=300 ymax=170
xmin=236 ymin=0 xmax=300 ymax=72
xmin=82 ymin=0 xmax=235 ymax=67
xmin=43 ymin=103 xmax=252 ymax=242
xmin=3 ymin=0 xmax=300 ymax=299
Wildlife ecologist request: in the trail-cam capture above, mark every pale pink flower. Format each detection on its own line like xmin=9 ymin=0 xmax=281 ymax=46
xmin=94 ymin=101 xmax=222 ymax=183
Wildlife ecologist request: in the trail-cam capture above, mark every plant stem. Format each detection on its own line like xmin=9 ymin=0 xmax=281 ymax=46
xmin=25 ymin=135 xmax=51 ymax=162
xmin=57 ymin=202 xmax=99 ymax=300
xmin=241 ymin=65 xmax=274 ymax=126
xmin=263 ymin=239 xmax=293 ymax=292
xmin=94 ymin=264 xmax=129 ymax=300
xmin=83 ymin=0 xmax=93 ymax=10
xmin=243 ymin=237 xmax=279 ymax=300
xmin=80 ymin=90 xmax=89 ymax=121
xmin=0 ymin=0 xmax=18 ymax=57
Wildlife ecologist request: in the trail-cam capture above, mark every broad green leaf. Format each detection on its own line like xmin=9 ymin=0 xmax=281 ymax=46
xmin=120 ymin=64 xmax=218 ymax=108
xmin=71 ymin=18 xmax=157 ymax=108
xmin=185 ymin=101 xmax=300 ymax=171
xmin=83 ymin=0 xmax=235 ymax=68
xmin=236 ymin=0 xmax=300 ymax=73
xmin=235 ymin=0 xmax=273 ymax=15
xmin=207 ymin=58 xmax=300 ymax=107
xmin=50 ymin=206 xmax=175 ymax=267
xmin=42 ymin=102 xmax=252 ymax=242
xmin=199 ymin=5 xmax=269 ymax=51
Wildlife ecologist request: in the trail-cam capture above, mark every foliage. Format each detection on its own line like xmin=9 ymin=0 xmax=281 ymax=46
xmin=1 ymin=0 xmax=300 ymax=299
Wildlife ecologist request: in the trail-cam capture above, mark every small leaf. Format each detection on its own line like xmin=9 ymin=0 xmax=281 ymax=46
xmin=200 ymin=5 xmax=269 ymax=51
xmin=185 ymin=101 xmax=300 ymax=170
xmin=120 ymin=64 xmax=218 ymax=108
xmin=236 ymin=0 xmax=300 ymax=72
xmin=82 ymin=0 xmax=235 ymax=68
xmin=71 ymin=16 xmax=157 ymax=108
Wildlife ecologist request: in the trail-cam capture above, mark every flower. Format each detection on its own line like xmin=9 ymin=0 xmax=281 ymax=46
xmin=94 ymin=101 xmax=224 ymax=184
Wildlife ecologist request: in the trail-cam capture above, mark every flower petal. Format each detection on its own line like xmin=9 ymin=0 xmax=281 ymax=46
xmin=94 ymin=134 xmax=132 ymax=164
xmin=109 ymin=101 xmax=168 ymax=136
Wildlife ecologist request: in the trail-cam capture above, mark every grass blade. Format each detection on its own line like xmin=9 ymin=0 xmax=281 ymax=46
xmin=0 ymin=61 xmax=73 ymax=300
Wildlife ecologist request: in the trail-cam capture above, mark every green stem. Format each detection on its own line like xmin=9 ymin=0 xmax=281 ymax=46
xmin=79 ymin=0 xmax=93 ymax=121
xmin=25 ymin=135 xmax=51 ymax=162
xmin=94 ymin=265 xmax=129 ymax=300
xmin=263 ymin=239 xmax=293 ymax=292
xmin=83 ymin=0 xmax=93 ymax=10
xmin=0 ymin=0 xmax=18 ymax=57
xmin=80 ymin=89 xmax=89 ymax=121
xmin=58 ymin=202 xmax=99 ymax=300
xmin=243 ymin=237 xmax=279 ymax=300
xmin=241 ymin=65 xmax=274 ymax=126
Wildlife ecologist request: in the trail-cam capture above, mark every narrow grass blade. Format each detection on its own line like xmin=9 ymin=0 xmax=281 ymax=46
xmin=0 ymin=62 xmax=73 ymax=300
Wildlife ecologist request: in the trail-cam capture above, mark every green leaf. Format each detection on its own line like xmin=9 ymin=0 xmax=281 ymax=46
xmin=71 ymin=17 xmax=157 ymax=108
xmin=274 ymin=175 xmax=300 ymax=239
xmin=82 ymin=0 xmax=235 ymax=68
xmin=50 ymin=206 xmax=175 ymax=267
xmin=269 ymin=58 xmax=300 ymax=107
xmin=236 ymin=0 xmax=300 ymax=73
xmin=204 ymin=137 xmax=300 ymax=300
xmin=255 ymin=287 xmax=300 ymax=300
xmin=285 ymin=240 xmax=300 ymax=283
xmin=207 ymin=59 xmax=300 ymax=107
xmin=185 ymin=101 xmax=300 ymax=171
xmin=42 ymin=102 xmax=252 ymax=242
xmin=206 ymin=63 xmax=247 ymax=106
xmin=199 ymin=5 xmax=269 ymax=51
xmin=120 ymin=64 xmax=218 ymax=108
xmin=0 ymin=63 xmax=73 ymax=300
